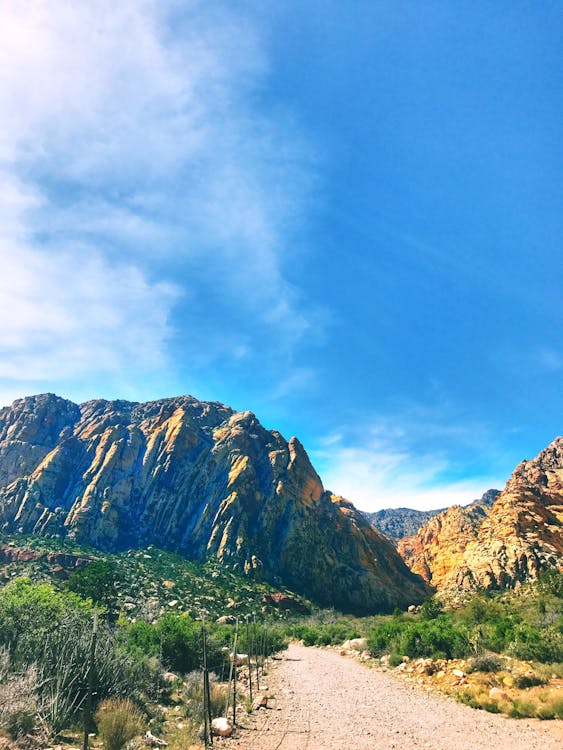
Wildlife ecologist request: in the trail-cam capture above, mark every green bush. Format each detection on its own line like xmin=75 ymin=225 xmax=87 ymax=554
xmin=420 ymin=597 xmax=443 ymax=620
xmin=67 ymin=560 xmax=122 ymax=616
xmin=509 ymin=624 xmax=563 ymax=663
xmin=513 ymin=673 xmax=547 ymax=689
xmin=368 ymin=616 xmax=469 ymax=660
xmin=467 ymin=653 xmax=504 ymax=673
xmin=95 ymin=698 xmax=144 ymax=750
xmin=388 ymin=653 xmax=404 ymax=667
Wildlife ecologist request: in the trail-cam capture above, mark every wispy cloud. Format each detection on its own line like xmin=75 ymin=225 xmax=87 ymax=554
xmin=0 ymin=1 xmax=319 ymax=401
xmin=311 ymin=404 xmax=504 ymax=511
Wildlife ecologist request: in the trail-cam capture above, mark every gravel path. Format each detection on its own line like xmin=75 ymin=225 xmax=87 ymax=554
xmin=231 ymin=644 xmax=563 ymax=750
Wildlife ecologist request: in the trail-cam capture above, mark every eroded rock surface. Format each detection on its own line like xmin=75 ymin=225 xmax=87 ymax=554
xmin=0 ymin=393 xmax=427 ymax=613
xmin=398 ymin=438 xmax=563 ymax=591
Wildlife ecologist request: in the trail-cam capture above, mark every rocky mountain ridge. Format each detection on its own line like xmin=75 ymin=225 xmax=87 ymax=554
xmin=365 ymin=490 xmax=499 ymax=541
xmin=397 ymin=438 xmax=563 ymax=591
xmin=0 ymin=393 xmax=427 ymax=613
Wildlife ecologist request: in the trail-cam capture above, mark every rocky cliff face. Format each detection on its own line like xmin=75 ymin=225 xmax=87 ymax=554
xmin=365 ymin=491 xmax=499 ymax=541
xmin=398 ymin=440 xmax=563 ymax=591
xmin=0 ymin=394 xmax=427 ymax=613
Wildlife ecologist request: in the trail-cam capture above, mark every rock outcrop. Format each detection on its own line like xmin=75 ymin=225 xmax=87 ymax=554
xmin=365 ymin=490 xmax=499 ymax=541
xmin=0 ymin=393 xmax=427 ymax=613
xmin=398 ymin=439 xmax=563 ymax=591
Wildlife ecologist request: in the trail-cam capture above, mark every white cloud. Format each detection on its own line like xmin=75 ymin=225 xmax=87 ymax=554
xmin=0 ymin=1 xmax=318 ymax=396
xmin=311 ymin=408 xmax=504 ymax=512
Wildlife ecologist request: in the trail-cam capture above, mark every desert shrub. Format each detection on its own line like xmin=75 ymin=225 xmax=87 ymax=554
xmin=368 ymin=616 xmax=469 ymax=660
xmin=420 ymin=597 xmax=443 ymax=620
xmin=388 ymin=653 xmax=404 ymax=667
xmin=537 ymin=569 xmax=563 ymax=598
xmin=0 ymin=578 xmax=94 ymax=657
xmin=66 ymin=561 xmax=122 ymax=616
xmin=509 ymin=698 xmax=536 ymax=719
xmin=283 ymin=620 xmax=359 ymax=647
xmin=467 ymin=653 xmax=504 ymax=673
xmin=95 ymin=698 xmax=144 ymax=750
xmin=513 ymin=673 xmax=547 ymax=689
xmin=536 ymin=695 xmax=563 ymax=720
xmin=0 ymin=580 xmax=163 ymax=734
xmin=182 ymin=671 xmax=228 ymax=722
xmin=0 ymin=663 xmax=38 ymax=739
xmin=508 ymin=624 xmax=563 ymax=663
xmin=367 ymin=620 xmax=405 ymax=656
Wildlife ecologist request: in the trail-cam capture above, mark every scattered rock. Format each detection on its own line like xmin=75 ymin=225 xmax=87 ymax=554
xmin=342 ymin=637 xmax=368 ymax=652
xmin=145 ymin=730 xmax=168 ymax=746
xmin=212 ymin=717 xmax=233 ymax=736
xmin=252 ymin=693 xmax=268 ymax=710
xmin=216 ymin=615 xmax=237 ymax=625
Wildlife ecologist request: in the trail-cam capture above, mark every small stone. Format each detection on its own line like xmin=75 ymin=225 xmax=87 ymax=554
xmin=252 ymin=694 xmax=268 ymax=710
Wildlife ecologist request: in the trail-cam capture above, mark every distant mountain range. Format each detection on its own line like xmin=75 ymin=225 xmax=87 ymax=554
xmin=364 ymin=489 xmax=499 ymax=540
xmin=0 ymin=393 xmax=427 ymax=614
xmin=397 ymin=440 xmax=563 ymax=591
xmin=0 ymin=393 xmax=560 ymax=607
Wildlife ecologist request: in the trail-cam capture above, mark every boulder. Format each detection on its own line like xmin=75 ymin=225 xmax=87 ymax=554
xmin=211 ymin=718 xmax=232 ymax=737
xmin=342 ymin=638 xmax=368 ymax=652
xmin=216 ymin=615 xmax=237 ymax=625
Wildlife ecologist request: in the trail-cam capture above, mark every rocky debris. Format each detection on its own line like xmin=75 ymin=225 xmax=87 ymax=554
xmin=398 ymin=439 xmax=563 ymax=591
xmin=145 ymin=730 xmax=168 ymax=746
xmin=0 ymin=393 xmax=428 ymax=614
xmin=162 ymin=672 xmax=180 ymax=683
xmin=342 ymin=637 xmax=368 ymax=652
xmin=252 ymin=693 xmax=268 ymax=710
xmin=211 ymin=717 xmax=233 ymax=736
xmin=216 ymin=615 xmax=237 ymax=625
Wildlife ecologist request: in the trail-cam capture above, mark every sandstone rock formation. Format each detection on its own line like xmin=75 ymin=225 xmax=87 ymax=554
xmin=365 ymin=490 xmax=499 ymax=541
xmin=0 ymin=393 xmax=427 ymax=613
xmin=398 ymin=439 xmax=563 ymax=591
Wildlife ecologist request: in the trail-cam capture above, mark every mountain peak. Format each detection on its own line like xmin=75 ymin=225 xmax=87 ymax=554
xmin=0 ymin=392 xmax=427 ymax=614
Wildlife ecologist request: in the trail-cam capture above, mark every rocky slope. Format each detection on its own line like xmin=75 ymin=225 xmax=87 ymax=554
xmin=365 ymin=491 xmax=498 ymax=541
xmin=0 ymin=394 xmax=427 ymax=613
xmin=398 ymin=440 xmax=563 ymax=591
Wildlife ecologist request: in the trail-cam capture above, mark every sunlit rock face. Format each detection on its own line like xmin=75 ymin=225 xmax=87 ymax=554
xmin=0 ymin=393 xmax=427 ymax=614
xmin=398 ymin=439 xmax=563 ymax=592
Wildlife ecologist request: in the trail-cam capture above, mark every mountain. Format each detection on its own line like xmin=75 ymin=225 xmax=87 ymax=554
xmin=397 ymin=440 xmax=563 ymax=591
xmin=364 ymin=491 xmax=498 ymax=540
xmin=365 ymin=507 xmax=447 ymax=541
xmin=0 ymin=393 xmax=427 ymax=614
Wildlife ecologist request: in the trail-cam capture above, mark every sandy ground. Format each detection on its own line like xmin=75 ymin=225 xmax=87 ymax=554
xmin=229 ymin=644 xmax=563 ymax=750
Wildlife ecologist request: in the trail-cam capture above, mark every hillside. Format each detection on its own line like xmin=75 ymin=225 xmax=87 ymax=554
xmin=0 ymin=393 xmax=427 ymax=614
xmin=398 ymin=438 xmax=563 ymax=591
xmin=0 ymin=534 xmax=312 ymax=620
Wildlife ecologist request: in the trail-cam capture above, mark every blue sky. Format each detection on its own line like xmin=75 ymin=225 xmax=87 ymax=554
xmin=0 ymin=1 xmax=561 ymax=510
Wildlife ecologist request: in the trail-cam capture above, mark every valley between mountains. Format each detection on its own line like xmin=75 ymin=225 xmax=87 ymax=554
xmin=0 ymin=392 xmax=561 ymax=749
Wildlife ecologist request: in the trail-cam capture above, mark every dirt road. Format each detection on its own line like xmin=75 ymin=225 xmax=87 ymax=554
xmin=231 ymin=644 xmax=563 ymax=750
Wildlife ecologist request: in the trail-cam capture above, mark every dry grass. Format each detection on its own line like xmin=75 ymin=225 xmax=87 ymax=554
xmin=94 ymin=698 xmax=144 ymax=750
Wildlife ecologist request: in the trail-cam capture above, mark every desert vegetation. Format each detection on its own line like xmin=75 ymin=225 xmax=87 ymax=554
xmin=0 ymin=573 xmax=287 ymax=749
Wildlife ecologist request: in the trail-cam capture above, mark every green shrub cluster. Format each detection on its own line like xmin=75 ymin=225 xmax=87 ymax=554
xmin=284 ymin=621 xmax=361 ymax=647
xmin=122 ymin=614 xmax=287 ymax=675
xmin=0 ymin=578 xmax=161 ymax=736
xmin=367 ymin=615 xmax=470 ymax=660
